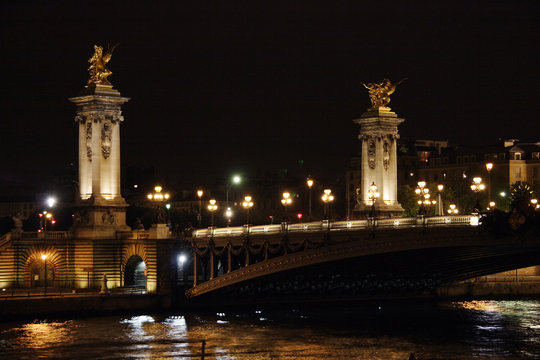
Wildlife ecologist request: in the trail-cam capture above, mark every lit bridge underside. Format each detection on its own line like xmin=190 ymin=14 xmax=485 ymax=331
xmin=186 ymin=215 xmax=540 ymax=301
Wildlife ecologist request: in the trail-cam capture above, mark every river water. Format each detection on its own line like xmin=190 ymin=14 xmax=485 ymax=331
xmin=1 ymin=300 xmax=539 ymax=359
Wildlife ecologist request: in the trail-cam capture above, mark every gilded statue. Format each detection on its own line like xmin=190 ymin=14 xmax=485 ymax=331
xmin=362 ymin=78 xmax=407 ymax=109
xmin=87 ymin=44 xmax=119 ymax=85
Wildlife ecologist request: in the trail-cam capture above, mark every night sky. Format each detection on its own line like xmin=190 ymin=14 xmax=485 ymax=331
xmin=1 ymin=1 xmax=539 ymax=193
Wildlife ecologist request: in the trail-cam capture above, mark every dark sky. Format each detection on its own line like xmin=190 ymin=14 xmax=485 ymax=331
xmin=1 ymin=1 xmax=539 ymax=191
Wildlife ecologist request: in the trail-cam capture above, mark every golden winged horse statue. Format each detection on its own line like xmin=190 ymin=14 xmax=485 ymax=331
xmin=362 ymin=78 xmax=407 ymax=109
xmin=87 ymin=44 xmax=119 ymax=85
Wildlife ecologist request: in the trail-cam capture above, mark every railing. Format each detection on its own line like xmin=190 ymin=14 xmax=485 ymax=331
xmin=15 ymin=231 xmax=71 ymax=239
xmin=117 ymin=230 xmax=150 ymax=240
xmin=192 ymin=215 xmax=478 ymax=239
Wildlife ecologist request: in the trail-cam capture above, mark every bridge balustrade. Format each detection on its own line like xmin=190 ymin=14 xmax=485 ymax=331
xmin=192 ymin=215 xmax=477 ymax=239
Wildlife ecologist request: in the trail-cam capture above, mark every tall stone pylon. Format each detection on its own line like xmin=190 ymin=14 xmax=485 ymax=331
xmin=354 ymin=79 xmax=406 ymax=217
xmin=69 ymin=44 xmax=131 ymax=238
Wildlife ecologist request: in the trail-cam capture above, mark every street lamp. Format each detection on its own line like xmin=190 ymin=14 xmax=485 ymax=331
xmin=531 ymin=198 xmax=539 ymax=209
xmin=147 ymin=185 xmax=170 ymax=224
xmin=147 ymin=185 xmax=170 ymax=201
xmin=307 ymin=178 xmax=314 ymax=221
xmin=447 ymin=204 xmax=459 ymax=214
xmin=207 ymin=199 xmax=218 ymax=227
xmin=46 ymin=197 xmax=56 ymax=208
xmin=225 ymin=207 xmax=233 ymax=226
xmin=486 ymin=162 xmax=493 ymax=204
xmin=415 ymin=181 xmax=431 ymax=216
xmin=437 ymin=184 xmax=444 ymax=216
xmin=368 ymin=182 xmax=379 ymax=218
xmin=281 ymin=192 xmax=292 ymax=222
xmin=242 ymin=195 xmax=254 ymax=224
xmin=321 ymin=189 xmax=335 ymax=220
xmin=197 ymin=190 xmax=203 ymax=228
xmin=41 ymin=254 xmax=48 ymax=290
xmin=470 ymin=177 xmax=485 ymax=212
xmin=40 ymin=211 xmax=54 ymax=231
xmin=226 ymin=175 xmax=242 ymax=208
xmin=165 ymin=203 xmax=171 ymax=228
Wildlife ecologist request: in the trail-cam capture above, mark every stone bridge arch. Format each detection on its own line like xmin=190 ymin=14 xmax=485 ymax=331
xmin=122 ymin=243 xmax=149 ymax=288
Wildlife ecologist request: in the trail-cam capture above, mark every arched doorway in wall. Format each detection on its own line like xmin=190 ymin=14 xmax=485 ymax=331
xmin=24 ymin=250 xmax=59 ymax=288
xmin=28 ymin=260 xmax=55 ymax=288
xmin=124 ymin=255 xmax=146 ymax=287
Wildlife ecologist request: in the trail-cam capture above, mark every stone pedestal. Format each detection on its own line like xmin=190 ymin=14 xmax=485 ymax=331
xmin=353 ymin=107 xmax=404 ymax=218
xmin=149 ymin=224 xmax=171 ymax=239
xmin=69 ymin=84 xmax=132 ymax=239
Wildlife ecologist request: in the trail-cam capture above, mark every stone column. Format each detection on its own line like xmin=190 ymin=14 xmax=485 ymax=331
xmin=69 ymin=84 xmax=131 ymax=239
xmin=353 ymin=107 xmax=404 ymax=217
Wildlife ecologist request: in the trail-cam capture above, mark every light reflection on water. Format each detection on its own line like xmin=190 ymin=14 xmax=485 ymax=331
xmin=0 ymin=300 xmax=539 ymax=359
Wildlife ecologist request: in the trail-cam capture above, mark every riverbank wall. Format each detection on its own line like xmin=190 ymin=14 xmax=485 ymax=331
xmin=0 ymin=293 xmax=172 ymax=320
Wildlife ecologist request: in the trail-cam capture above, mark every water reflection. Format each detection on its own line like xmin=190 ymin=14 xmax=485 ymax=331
xmin=0 ymin=300 xmax=538 ymax=359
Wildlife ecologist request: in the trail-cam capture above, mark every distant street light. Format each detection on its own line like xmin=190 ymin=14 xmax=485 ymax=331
xmin=165 ymin=203 xmax=171 ymax=228
xmin=470 ymin=177 xmax=485 ymax=212
xmin=147 ymin=185 xmax=170 ymax=224
xmin=242 ymin=195 xmax=254 ymax=224
xmin=307 ymin=178 xmax=314 ymax=221
xmin=147 ymin=185 xmax=170 ymax=201
xmin=207 ymin=199 xmax=218 ymax=227
xmin=281 ymin=192 xmax=292 ymax=222
xmin=321 ymin=189 xmax=335 ymax=220
xmin=437 ymin=184 xmax=444 ymax=216
xmin=415 ymin=181 xmax=431 ymax=216
xmin=226 ymin=175 xmax=242 ymax=208
xmin=47 ymin=197 xmax=56 ymax=208
xmin=39 ymin=211 xmax=54 ymax=231
xmin=447 ymin=204 xmax=459 ymax=214
xmin=225 ymin=207 xmax=233 ymax=226
xmin=197 ymin=190 xmax=203 ymax=228
xmin=486 ymin=163 xmax=493 ymax=204
xmin=368 ymin=182 xmax=379 ymax=218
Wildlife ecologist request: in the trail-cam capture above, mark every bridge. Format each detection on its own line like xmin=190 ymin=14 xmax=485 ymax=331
xmin=185 ymin=215 xmax=540 ymax=300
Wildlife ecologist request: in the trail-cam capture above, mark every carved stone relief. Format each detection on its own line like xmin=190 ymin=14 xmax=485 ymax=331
xmin=101 ymin=122 xmax=112 ymax=159
xmin=368 ymin=138 xmax=376 ymax=169
xmin=383 ymin=140 xmax=390 ymax=170
xmin=102 ymin=209 xmax=116 ymax=225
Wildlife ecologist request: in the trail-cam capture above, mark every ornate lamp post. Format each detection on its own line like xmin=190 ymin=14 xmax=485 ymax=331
xmin=415 ymin=181 xmax=431 ymax=216
xmin=307 ymin=178 xmax=314 ymax=221
xmin=147 ymin=185 xmax=170 ymax=202
xmin=242 ymin=195 xmax=254 ymax=224
xmin=147 ymin=185 xmax=170 ymax=224
xmin=368 ymin=182 xmax=379 ymax=218
xmin=486 ymin=163 xmax=493 ymax=204
xmin=470 ymin=177 xmax=485 ymax=212
xmin=197 ymin=190 xmax=203 ymax=228
xmin=447 ymin=204 xmax=459 ymax=214
xmin=321 ymin=189 xmax=335 ymax=220
xmin=437 ymin=184 xmax=444 ymax=216
xmin=207 ymin=199 xmax=218 ymax=227
xmin=41 ymin=254 xmax=48 ymax=291
xmin=281 ymin=192 xmax=292 ymax=222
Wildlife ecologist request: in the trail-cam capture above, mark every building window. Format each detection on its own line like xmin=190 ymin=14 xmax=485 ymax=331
xmin=516 ymin=168 xmax=521 ymax=179
xmin=532 ymin=152 xmax=540 ymax=160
